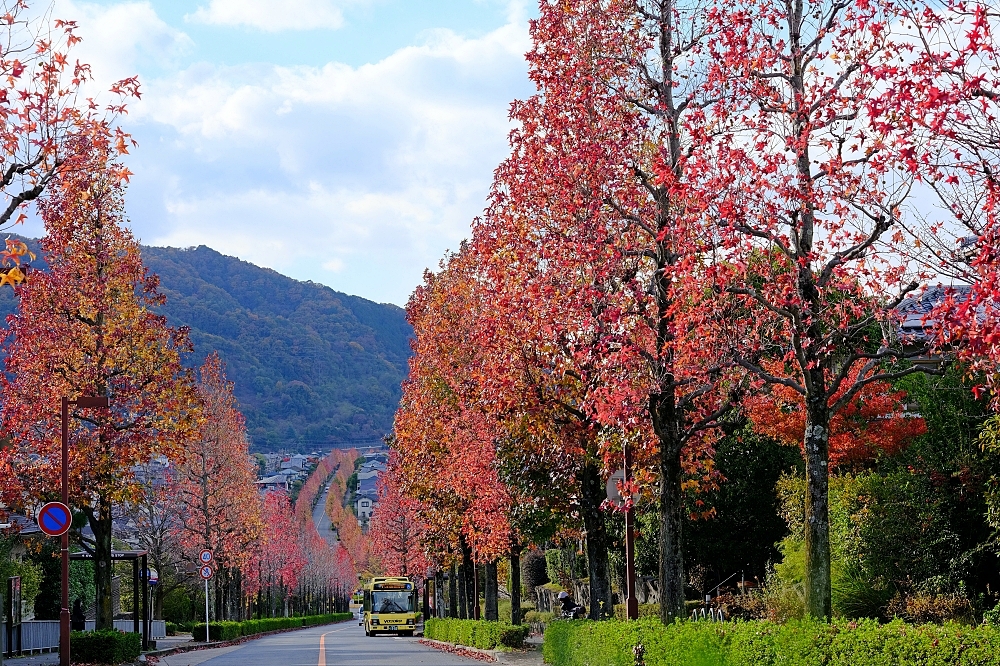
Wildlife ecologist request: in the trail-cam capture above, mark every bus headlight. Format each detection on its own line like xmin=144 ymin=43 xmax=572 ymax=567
xmin=372 ymin=617 xmax=379 ymax=625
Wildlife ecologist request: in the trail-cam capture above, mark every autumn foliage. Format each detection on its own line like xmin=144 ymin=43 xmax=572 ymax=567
xmin=745 ymin=367 xmax=927 ymax=469
xmin=323 ymin=449 xmax=369 ymax=572
xmin=0 ymin=143 xmax=198 ymax=627
xmin=0 ymin=2 xmax=140 ymax=284
xmin=380 ymin=0 xmax=1000 ymax=627
xmin=368 ymin=456 xmax=431 ymax=579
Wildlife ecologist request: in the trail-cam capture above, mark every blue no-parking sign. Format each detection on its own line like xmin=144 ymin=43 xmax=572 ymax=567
xmin=37 ymin=502 xmax=72 ymax=537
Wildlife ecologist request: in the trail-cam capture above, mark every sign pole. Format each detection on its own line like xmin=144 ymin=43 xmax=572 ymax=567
xmin=205 ymin=578 xmax=210 ymax=643
xmin=60 ymin=397 xmax=70 ymax=666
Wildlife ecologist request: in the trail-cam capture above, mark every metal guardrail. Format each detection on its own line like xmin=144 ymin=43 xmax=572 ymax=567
xmin=3 ymin=620 xmax=165 ymax=655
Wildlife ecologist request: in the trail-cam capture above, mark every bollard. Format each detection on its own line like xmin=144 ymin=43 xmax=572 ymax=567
xmin=633 ymin=643 xmax=645 ymax=666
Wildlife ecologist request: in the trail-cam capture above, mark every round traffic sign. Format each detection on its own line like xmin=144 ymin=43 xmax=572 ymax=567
xmin=148 ymin=569 xmax=159 ymax=586
xmin=199 ymin=565 xmax=213 ymax=580
xmin=199 ymin=549 xmax=213 ymax=564
xmin=37 ymin=502 xmax=72 ymax=537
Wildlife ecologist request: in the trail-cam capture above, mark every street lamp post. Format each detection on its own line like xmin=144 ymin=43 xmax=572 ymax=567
xmin=624 ymin=445 xmax=638 ymax=620
xmin=60 ymin=395 xmax=110 ymax=666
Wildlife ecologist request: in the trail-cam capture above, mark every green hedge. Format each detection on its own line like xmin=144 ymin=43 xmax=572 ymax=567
xmin=612 ymin=604 xmax=660 ymax=621
xmin=425 ymin=618 xmax=529 ymax=650
xmin=70 ymin=630 xmax=141 ymax=664
xmin=543 ymin=617 xmax=1000 ymax=666
xmin=192 ymin=612 xmax=353 ymax=641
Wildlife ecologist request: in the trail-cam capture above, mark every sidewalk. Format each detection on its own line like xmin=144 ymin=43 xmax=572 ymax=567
xmin=0 ymin=653 xmax=59 ymax=666
xmin=150 ymin=644 xmax=244 ymax=666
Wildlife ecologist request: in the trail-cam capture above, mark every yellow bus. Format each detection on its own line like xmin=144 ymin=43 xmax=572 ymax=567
xmin=361 ymin=576 xmax=418 ymax=636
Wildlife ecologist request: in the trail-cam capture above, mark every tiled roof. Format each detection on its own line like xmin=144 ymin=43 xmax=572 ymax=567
xmin=897 ymin=285 xmax=972 ymax=341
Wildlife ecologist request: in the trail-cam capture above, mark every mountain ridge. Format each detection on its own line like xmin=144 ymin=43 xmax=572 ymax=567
xmin=0 ymin=238 xmax=412 ymax=453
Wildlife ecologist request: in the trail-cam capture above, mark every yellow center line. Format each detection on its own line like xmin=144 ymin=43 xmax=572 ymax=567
xmin=318 ymin=625 xmax=352 ymax=666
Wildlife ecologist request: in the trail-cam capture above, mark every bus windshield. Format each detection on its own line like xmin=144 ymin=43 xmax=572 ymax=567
xmin=373 ymin=591 xmax=412 ymax=613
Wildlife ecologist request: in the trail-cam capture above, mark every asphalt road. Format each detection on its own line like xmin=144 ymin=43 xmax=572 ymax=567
xmin=312 ymin=485 xmax=338 ymax=543
xmin=157 ymin=621 xmax=479 ymax=666
xmin=313 ymin=491 xmax=337 ymax=543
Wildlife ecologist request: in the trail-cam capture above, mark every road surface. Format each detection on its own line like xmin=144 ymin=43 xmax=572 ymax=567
xmin=156 ymin=621 xmax=479 ymax=666
xmin=312 ymin=484 xmax=339 ymax=543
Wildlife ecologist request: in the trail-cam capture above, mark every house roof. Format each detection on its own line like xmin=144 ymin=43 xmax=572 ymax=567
xmin=897 ymin=285 xmax=972 ymax=341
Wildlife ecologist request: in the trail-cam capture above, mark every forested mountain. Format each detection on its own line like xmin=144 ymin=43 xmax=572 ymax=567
xmin=0 ymin=239 xmax=412 ymax=452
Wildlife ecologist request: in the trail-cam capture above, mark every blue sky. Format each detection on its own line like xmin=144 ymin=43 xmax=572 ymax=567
xmin=29 ymin=0 xmax=536 ymax=305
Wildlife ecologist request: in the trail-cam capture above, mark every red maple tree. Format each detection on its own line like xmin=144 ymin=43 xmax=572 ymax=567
xmin=695 ymin=0 xmax=957 ymax=617
xmin=0 ymin=144 xmax=199 ymax=628
xmin=0 ymin=3 xmax=140 ymax=284
xmin=172 ymin=354 xmax=263 ymax=620
xmin=471 ymin=0 xmax=732 ymax=621
xmin=369 ymin=461 xmax=431 ymax=579
xmin=245 ymin=490 xmax=306 ymax=617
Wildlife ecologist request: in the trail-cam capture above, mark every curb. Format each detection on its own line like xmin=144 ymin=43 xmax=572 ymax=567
xmin=141 ymin=618 xmax=354 ymax=660
xmin=419 ymin=638 xmax=501 ymax=662
xmin=419 ymin=638 xmax=540 ymax=664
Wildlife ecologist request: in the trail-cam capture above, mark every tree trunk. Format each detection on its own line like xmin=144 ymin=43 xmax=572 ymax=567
xmin=448 ymin=561 xmax=459 ymax=619
xmin=580 ymin=460 xmax=612 ymax=619
xmin=651 ymin=392 xmax=685 ymax=624
xmin=510 ymin=546 xmax=521 ymax=625
xmin=461 ymin=541 xmax=476 ymax=619
xmin=804 ymin=398 xmax=832 ymax=618
xmin=457 ymin=559 xmax=468 ymax=619
xmin=89 ymin=498 xmax=115 ymax=630
xmin=435 ymin=570 xmax=445 ymax=618
xmin=484 ymin=560 xmax=498 ymax=621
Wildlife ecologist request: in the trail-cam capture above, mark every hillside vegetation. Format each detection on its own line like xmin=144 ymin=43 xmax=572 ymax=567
xmin=0 ymin=239 xmax=411 ymax=452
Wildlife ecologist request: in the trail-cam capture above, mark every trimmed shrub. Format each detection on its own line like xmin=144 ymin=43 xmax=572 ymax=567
xmin=612 ymin=604 xmax=660 ymax=620
xmin=543 ymin=617 xmax=1000 ymax=666
xmin=522 ymin=549 xmax=550 ymax=597
xmin=425 ymin=618 xmax=528 ymax=650
xmin=302 ymin=613 xmax=352 ymax=627
xmin=71 ymin=630 xmax=141 ymax=664
xmin=523 ymin=610 xmax=555 ymax=624
xmin=191 ymin=612 xmax=352 ymax=642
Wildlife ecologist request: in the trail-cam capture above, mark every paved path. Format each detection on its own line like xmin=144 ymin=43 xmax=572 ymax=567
xmin=156 ymin=621 xmax=480 ymax=666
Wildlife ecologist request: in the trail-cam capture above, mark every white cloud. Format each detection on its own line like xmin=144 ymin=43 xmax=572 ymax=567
xmin=120 ymin=15 xmax=532 ymax=304
xmin=188 ymin=0 xmax=346 ymax=32
xmin=54 ymin=1 xmax=192 ymax=88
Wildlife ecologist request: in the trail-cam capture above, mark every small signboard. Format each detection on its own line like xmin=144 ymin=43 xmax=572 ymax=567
xmin=148 ymin=569 xmax=159 ymax=586
xmin=7 ymin=576 xmax=21 ymax=626
xmin=199 ymin=565 xmax=214 ymax=580
xmin=606 ymin=469 xmax=626 ymax=508
xmin=199 ymin=549 xmax=213 ymax=564
xmin=36 ymin=502 xmax=72 ymax=537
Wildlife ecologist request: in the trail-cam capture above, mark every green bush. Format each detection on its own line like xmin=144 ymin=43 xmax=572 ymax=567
xmin=612 ymin=604 xmax=660 ymax=620
xmin=523 ymin=610 xmax=555 ymax=624
xmin=425 ymin=618 xmax=528 ymax=650
xmin=165 ymin=621 xmax=178 ymax=636
xmin=984 ymin=601 xmax=1000 ymax=626
xmin=542 ymin=617 xmax=1000 ymax=666
xmin=303 ymin=613 xmax=353 ymax=627
xmin=162 ymin=585 xmax=200 ymax=623
xmin=191 ymin=612 xmax=352 ymax=641
xmin=71 ymin=630 xmax=141 ymax=664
